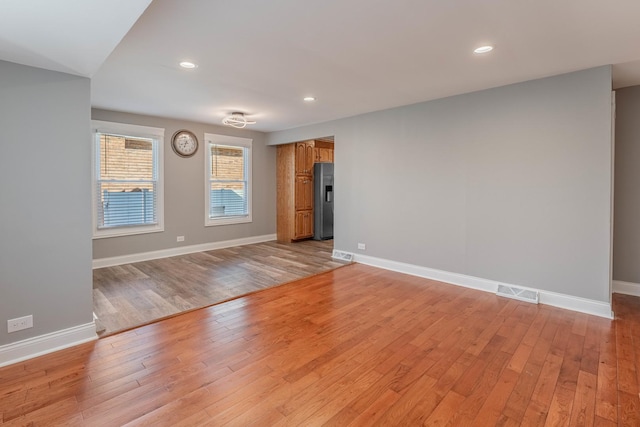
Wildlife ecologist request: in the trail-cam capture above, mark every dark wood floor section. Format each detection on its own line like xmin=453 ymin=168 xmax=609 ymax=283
xmin=3 ymin=264 xmax=639 ymax=426
xmin=93 ymin=239 xmax=343 ymax=336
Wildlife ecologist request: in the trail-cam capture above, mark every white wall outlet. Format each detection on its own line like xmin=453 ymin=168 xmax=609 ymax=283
xmin=357 ymin=243 xmax=366 ymax=250
xmin=8 ymin=315 xmax=33 ymax=333
xmin=177 ymin=236 xmax=185 ymax=242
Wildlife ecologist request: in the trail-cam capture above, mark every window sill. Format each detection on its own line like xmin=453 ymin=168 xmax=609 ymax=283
xmin=205 ymin=216 xmax=252 ymax=227
xmin=93 ymin=224 xmax=164 ymax=239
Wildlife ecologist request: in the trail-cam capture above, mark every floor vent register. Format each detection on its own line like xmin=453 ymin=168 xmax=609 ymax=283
xmin=496 ymin=284 xmax=539 ymax=304
xmin=332 ymin=250 xmax=354 ymax=262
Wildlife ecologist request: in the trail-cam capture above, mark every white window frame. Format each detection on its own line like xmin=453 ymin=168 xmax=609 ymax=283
xmin=204 ymin=133 xmax=252 ymax=227
xmin=91 ymin=120 xmax=165 ymax=239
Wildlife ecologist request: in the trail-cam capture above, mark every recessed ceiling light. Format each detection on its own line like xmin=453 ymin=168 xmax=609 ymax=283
xmin=179 ymin=61 xmax=197 ymax=69
xmin=303 ymin=96 xmax=316 ymax=102
xmin=473 ymin=45 xmax=494 ymax=54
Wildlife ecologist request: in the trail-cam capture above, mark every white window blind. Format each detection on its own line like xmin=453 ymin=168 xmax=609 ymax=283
xmin=92 ymin=121 xmax=164 ymax=238
xmin=205 ymin=134 xmax=252 ymax=226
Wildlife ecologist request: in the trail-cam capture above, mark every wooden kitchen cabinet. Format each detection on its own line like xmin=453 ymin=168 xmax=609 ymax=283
xmin=294 ymin=210 xmax=313 ymax=239
xmin=277 ymin=139 xmax=334 ymax=242
xmin=294 ymin=175 xmax=313 ymax=211
xmin=315 ymin=147 xmax=333 ymax=162
xmin=277 ymin=143 xmax=305 ymax=243
xmin=314 ymin=139 xmax=334 ymax=163
xmin=295 ymin=141 xmax=314 ymax=175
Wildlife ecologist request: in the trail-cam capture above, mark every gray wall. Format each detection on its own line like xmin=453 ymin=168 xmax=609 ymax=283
xmin=268 ymin=66 xmax=613 ymax=303
xmin=0 ymin=61 xmax=93 ymax=346
xmin=91 ymin=109 xmax=276 ymax=259
xmin=613 ymin=85 xmax=640 ymax=283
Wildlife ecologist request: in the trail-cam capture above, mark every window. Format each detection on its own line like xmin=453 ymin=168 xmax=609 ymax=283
xmin=92 ymin=121 xmax=164 ymax=238
xmin=205 ymin=133 xmax=252 ymax=226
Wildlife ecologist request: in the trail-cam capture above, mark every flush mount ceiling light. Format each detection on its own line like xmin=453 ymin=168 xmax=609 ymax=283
xmin=222 ymin=112 xmax=256 ymax=128
xmin=473 ymin=45 xmax=494 ymax=54
xmin=179 ymin=61 xmax=197 ymax=69
xmin=303 ymin=96 xmax=316 ymax=102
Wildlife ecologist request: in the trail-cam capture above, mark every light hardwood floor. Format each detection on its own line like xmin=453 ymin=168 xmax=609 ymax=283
xmin=2 ymin=264 xmax=639 ymax=425
xmin=93 ymin=239 xmax=345 ymax=336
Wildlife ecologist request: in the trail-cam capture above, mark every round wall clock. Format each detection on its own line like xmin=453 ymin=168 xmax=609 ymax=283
xmin=171 ymin=130 xmax=198 ymax=157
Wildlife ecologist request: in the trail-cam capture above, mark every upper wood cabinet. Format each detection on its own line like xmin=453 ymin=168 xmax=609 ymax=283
xmin=313 ymin=139 xmax=334 ymax=163
xmin=295 ymin=141 xmax=314 ymax=175
xmin=315 ymin=147 xmax=333 ymax=163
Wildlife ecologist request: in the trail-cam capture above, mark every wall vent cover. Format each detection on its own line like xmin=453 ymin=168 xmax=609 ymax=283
xmin=332 ymin=250 xmax=354 ymax=262
xmin=496 ymin=284 xmax=539 ymax=304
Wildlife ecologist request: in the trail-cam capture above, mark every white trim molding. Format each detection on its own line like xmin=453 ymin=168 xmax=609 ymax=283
xmin=91 ymin=120 xmax=166 ymax=240
xmin=0 ymin=322 xmax=97 ymax=368
xmin=613 ymin=280 xmax=640 ymax=297
xmin=204 ymin=133 xmax=253 ymax=228
xmin=354 ymin=253 xmax=613 ymax=319
xmin=93 ymin=234 xmax=277 ymax=269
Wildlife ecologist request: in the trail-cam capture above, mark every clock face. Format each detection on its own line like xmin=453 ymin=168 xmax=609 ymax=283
xmin=171 ymin=130 xmax=198 ymax=157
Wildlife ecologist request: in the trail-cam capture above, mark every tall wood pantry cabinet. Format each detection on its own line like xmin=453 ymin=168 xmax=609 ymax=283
xmin=277 ymin=139 xmax=334 ymax=242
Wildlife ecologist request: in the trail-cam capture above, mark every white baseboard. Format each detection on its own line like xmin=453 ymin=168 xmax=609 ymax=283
xmin=613 ymin=280 xmax=640 ymax=297
xmin=354 ymin=254 xmax=613 ymax=319
xmin=93 ymin=234 xmax=277 ymax=269
xmin=0 ymin=322 xmax=97 ymax=368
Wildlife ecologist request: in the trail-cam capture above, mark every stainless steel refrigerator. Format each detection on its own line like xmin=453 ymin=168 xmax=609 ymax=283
xmin=313 ymin=162 xmax=334 ymax=240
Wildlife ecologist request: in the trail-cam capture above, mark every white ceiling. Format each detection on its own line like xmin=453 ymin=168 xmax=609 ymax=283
xmin=0 ymin=0 xmax=151 ymax=77
xmin=2 ymin=0 xmax=640 ymax=132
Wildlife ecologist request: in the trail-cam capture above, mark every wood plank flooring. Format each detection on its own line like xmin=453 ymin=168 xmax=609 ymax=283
xmin=3 ymin=264 xmax=640 ymax=426
xmin=93 ymin=239 xmax=344 ymax=336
